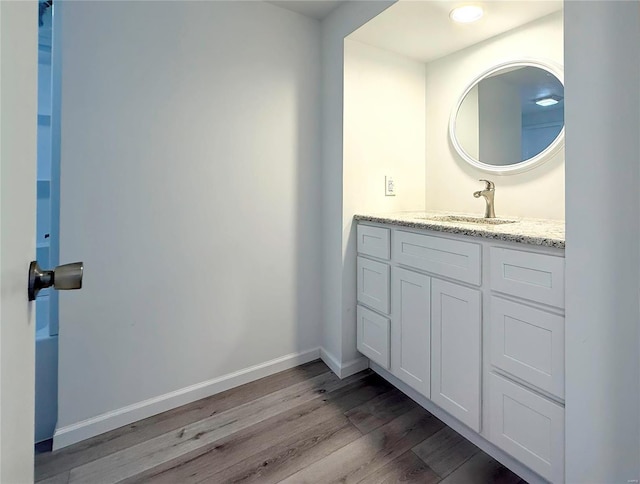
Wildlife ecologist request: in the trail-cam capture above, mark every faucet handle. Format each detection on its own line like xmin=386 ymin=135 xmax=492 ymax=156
xmin=479 ymin=179 xmax=495 ymax=190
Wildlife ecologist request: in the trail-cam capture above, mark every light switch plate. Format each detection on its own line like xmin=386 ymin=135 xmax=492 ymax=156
xmin=385 ymin=176 xmax=396 ymax=196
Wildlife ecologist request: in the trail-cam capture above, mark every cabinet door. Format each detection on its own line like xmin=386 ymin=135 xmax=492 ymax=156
xmin=431 ymin=278 xmax=482 ymax=431
xmin=391 ymin=267 xmax=430 ymax=397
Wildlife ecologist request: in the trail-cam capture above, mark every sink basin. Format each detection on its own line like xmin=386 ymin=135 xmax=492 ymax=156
xmin=419 ymin=215 xmax=517 ymax=225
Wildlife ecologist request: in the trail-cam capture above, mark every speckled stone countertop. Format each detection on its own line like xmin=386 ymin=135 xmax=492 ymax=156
xmin=354 ymin=211 xmax=565 ymax=249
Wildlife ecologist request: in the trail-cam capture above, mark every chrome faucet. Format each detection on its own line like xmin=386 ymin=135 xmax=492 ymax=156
xmin=473 ymin=179 xmax=496 ymax=218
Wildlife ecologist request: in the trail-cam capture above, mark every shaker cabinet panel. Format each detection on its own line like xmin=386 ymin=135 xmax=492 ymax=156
xmin=357 ymin=256 xmax=390 ymax=315
xmin=391 ymin=267 xmax=431 ymax=397
xmin=357 ymin=224 xmax=390 ymax=260
xmin=490 ymin=247 xmax=565 ymax=308
xmin=431 ymin=278 xmax=482 ymax=432
xmin=393 ymin=230 xmax=481 ymax=285
xmin=491 ymin=297 xmax=565 ymax=399
xmin=489 ymin=373 xmax=565 ymax=483
xmin=357 ymin=305 xmax=390 ymax=369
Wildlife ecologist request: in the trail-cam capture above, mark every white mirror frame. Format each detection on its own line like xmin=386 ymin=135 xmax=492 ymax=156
xmin=449 ymin=59 xmax=565 ymax=175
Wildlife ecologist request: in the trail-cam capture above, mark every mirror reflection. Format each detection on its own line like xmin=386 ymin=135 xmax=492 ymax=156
xmin=453 ymin=65 xmax=564 ymax=167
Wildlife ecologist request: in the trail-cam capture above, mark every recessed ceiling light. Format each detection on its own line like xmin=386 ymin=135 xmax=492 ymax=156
xmin=535 ymin=95 xmax=563 ymax=107
xmin=450 ymin=5 xmax=484 ymax=24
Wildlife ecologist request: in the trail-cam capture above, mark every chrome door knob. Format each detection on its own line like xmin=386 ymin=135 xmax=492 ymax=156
xmin=28 ymin=261 xmax=83 ymax=301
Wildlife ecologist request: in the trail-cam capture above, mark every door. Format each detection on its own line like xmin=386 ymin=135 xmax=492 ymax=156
xmin=0 ymin=1 xmax=39 ymax=481
xmin=431 ymin=278 xmax=482 ymax=431
xmin=391 ymin=267 xmax=430 ymax=397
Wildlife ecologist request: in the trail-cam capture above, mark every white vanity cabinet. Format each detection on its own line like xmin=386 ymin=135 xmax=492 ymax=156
xmin=357 ymin=227 xmax=484 ymax=428
xmin=356 ymin=221 xmax=566 ymax=483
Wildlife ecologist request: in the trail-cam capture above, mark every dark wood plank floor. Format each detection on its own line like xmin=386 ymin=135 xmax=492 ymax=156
xmin=35 ymin=360 xmax=527 ymax=484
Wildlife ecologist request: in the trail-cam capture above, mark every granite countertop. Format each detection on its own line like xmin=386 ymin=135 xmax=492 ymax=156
xmin=354 ymin=211 xmax=565 ymax=249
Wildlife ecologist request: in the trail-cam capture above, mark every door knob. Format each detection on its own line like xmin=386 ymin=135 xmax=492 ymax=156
xmin=28 ymin=261 xmax=83 ymax=301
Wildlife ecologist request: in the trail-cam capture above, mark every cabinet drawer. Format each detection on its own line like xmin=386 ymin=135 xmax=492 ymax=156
xmin=393 ymin=230 xmax=481 ymax=285
xmin=490 ymin=247 xmax=565 ymax=308
xmin=357 ymin=256 xmax=390 ymax=314
xmin=357 ymin=224 xmax=390 ymax=260
xmin=357 ymin=305 xmax=390 ymax=369
xmin=491 ymin=297 xmax=564 ymax=399
xmin=489 ymin=373 xmax=564 ymax=483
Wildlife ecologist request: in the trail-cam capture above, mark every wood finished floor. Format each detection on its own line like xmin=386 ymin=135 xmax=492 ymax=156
xmin=35 ymin=360 xmax=527 ymax=484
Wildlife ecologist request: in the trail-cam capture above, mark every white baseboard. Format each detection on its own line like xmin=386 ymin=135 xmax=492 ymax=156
xmin=320 ymin=347 xmax=369 ymax=379
xmin=369 ymin=362 xmax=545 ymax=484
xmin=53 ymin=347 xmax=321 ymax=450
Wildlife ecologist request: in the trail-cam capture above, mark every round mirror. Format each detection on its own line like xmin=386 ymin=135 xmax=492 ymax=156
xmin=449 ymin=60 xmax=564 ymax=174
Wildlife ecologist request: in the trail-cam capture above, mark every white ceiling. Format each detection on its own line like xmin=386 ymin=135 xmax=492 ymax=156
xmin=266 ymin=0 xmax=345 ymax=20
xmin=348 ymin=0 xmax=563 ymax=63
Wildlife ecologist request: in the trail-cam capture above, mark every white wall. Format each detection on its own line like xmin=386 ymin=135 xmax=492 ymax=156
xmin=425 ymin=12 xmax=565 ymax=220
xmin=343 ymin=39 xmax=426 ymax=216
xmin=341 ymin=38 xmax=426 ymax=367
xmin=320 ymin=0 xmax=395 ymax=372
xmin=565 ymin=2 xmax=640 ymax=482
xmin=56 ymin=0 xmax=322 ymax=446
